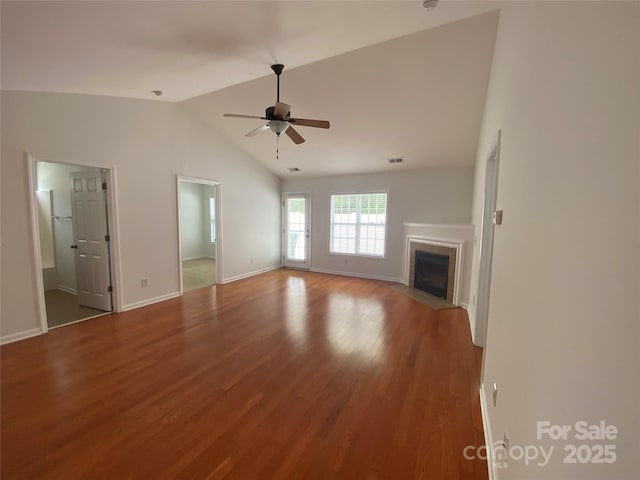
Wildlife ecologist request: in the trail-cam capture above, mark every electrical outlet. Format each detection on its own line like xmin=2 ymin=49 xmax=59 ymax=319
xmin=473 ymin=295 xmax=476 ymax=306
xmin=250 ymin=257 xmax=254 ymax=264
xmin=141 ymin=278 xmax=149 ymax=288
xmin=492 ymin=383 xmax=498 ymax=407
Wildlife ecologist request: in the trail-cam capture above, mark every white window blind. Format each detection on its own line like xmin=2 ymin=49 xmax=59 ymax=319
xmin=330 ymin=192 xmax=387 ymax=257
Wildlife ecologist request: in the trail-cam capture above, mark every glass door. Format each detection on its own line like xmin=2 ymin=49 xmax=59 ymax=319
xmin=283 ymin=193 xmax=310 ymax=269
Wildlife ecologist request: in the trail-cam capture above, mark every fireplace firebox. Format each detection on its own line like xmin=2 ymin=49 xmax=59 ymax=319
xmin=414 ymin=250 xmax=449 ymax=299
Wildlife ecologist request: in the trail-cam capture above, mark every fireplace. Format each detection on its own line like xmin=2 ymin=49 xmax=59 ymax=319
xmin=414 ymin=250 xmax=449 ymax=299
xmin=407 ymin=239 xmax=458 ymax=304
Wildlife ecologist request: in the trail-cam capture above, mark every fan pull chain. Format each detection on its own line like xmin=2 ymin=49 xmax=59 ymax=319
xmin=276 ymin=133 xmax=280 ymax=160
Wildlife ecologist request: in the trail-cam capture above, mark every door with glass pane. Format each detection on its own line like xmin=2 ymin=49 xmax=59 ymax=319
xmin=283 ymin=193 xmax=310 ymax=269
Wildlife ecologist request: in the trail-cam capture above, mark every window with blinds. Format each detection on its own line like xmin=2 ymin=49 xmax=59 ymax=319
xmin=330 ymin=192 xmax=387 ymax=257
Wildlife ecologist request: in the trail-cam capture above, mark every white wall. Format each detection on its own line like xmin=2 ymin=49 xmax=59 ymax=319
xmin=1 ymin=91 xmax=281 ymax=339
xmin=179 ymin=181 xmax=207 ymax=260
xmin=36 ymin=161 xmax=98 ymax=293
xmin=282 ymin=168 xmax=474 ymax=283
xmin=470 ymin=3 xmax=640 ymax=479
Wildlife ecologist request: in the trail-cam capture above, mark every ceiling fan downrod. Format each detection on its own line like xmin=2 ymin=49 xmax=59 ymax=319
xmin=271 ymin=64 xmax=284 ymax=103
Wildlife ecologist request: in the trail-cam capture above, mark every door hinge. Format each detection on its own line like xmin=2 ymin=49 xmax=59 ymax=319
xmin=108 ymin=285 xmax=113 ymax=293
xmin=105 ymin=234 xmax=110 ymax=242
xmin=102 ymin=181 xmax=107 ymax=190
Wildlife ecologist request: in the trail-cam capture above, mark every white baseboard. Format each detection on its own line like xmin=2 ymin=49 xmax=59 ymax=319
xmin=56 ymin=285 xmax=77 ymax=295
xmin=461 ymin=302 xmax=476 ymax=343
xmin=309 ymin=268 xmax=403 ymax=284
xmin=1 ymin=328 xmax=42 ymax=345
xmin=122 ymin=291 xmax=181 ymax=312
xmin=221 ymin=265 xmax=281 ymax=284
xmin=479 ymin=383 xmax=497 ymax=480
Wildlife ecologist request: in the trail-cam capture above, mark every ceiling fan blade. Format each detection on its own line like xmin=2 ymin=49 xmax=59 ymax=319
xmin=288 ymin=118 xmax=330 ymax=129
xmin=273 ymin=102 xmax=291 ymax=119
xmin=285 ymin=125 xmax=305 ymax=145
xmin=245 ymin=124 xmax=270 ymax=137
xmin=223 ymin=113 xmax=266 ymax=119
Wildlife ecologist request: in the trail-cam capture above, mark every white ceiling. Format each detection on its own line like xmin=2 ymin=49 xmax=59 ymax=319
xmin=1 ymin=0 xmax=501 ymax=177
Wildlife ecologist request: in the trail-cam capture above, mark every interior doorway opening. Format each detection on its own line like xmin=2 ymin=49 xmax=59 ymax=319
xmin=177 ymin=176 xmax=222 ymax=293
xmin=29 ymin=157 xmax=120 ymax=330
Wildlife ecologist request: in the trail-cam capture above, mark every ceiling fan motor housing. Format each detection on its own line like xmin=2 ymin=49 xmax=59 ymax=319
xmin=266 ymin=105 xmax=290 ymax=121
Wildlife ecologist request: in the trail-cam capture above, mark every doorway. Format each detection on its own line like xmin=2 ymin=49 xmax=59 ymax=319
xmin=29 ymin=158 xmax=119 ymax=330
xmin=177 ymin=176 xmax=221 ymax=293
xmin=283 ymin=193 xmax=310 ymax=269
xmin=476 ymin=131 xmax=501 ymax=353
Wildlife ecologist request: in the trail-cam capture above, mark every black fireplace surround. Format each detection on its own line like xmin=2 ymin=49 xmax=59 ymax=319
xmin=414 ymin=250 xmax=449 ymax=299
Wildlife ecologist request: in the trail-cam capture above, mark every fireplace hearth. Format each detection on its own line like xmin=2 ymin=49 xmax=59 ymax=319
xmin=414 ymin=250 xmax=449 ymax=299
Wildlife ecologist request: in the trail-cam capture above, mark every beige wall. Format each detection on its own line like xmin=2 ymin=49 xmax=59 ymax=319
xmin=470 ymin=3 xmax=640 ymax=478
xmin=1 ymin=91 xmax=281 ymax=340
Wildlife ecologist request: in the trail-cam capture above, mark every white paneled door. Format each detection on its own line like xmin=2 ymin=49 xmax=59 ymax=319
xmin=283 ymin=193 xmax=310 ymax=269
xmin=70 ymin=170 xmax=113 ymax=311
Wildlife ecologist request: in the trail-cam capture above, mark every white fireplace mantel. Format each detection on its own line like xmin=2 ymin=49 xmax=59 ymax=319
xmin=402 ymin=223 xmax=474 ymax=307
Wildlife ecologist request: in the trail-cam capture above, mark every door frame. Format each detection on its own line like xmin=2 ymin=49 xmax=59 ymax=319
xmin=282 ymin=192 xmax=311 ymax=270
xmin=176 ymin=175 xmax=222 ymax=294
xmin=476 ymin=130 xmax=501 ymax=354
xmin=26 ymin=153 xmax=123 ymax=334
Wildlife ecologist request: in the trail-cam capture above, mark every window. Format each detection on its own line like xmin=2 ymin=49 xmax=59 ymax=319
xmin=330 ymin=192 xmax=387 ymax=257
xmin=209 ymin=196 xmax=216 ymax=243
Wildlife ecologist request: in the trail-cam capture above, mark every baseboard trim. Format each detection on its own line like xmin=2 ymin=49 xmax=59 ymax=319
xmin=122 ymin=291 xmax=181 ymax=312
xmin=309 ymin=268 xmax=403 ymax=284
xmin=479 ymin=383 xmax=497 ymax=480
xmin=1 ymin=328 xmax=42 ymax=345
xmin=221 ymin=265 xmax=281 ymax=284
xmin=461 ymin=302 xmax=475 ymax=343
xmin=56 ymin=285 xmax=77 ymax=295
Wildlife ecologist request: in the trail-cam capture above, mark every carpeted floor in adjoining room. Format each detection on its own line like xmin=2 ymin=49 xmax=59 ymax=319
xmin=182 ymin=258 xmax=216 ymax=292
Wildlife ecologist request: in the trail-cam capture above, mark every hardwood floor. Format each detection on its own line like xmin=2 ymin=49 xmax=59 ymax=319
xmin=1 ymin=269 xmax=488 ymax=479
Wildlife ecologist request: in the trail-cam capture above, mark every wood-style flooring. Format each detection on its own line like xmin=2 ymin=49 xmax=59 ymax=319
xmin=1 ymin=269 xmax=487 ymax=479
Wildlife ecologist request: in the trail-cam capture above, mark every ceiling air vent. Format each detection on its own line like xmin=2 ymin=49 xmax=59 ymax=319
xmin=388 ymin=157 xmax=404 ymax=164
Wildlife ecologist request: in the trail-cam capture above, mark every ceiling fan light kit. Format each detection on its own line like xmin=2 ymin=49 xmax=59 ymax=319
xmin=223 ymin=64 xmax=330 ymax=147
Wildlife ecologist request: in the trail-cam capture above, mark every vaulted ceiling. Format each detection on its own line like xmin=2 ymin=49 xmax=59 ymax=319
xmin=1 ymin=1 xmax=501 ymax=177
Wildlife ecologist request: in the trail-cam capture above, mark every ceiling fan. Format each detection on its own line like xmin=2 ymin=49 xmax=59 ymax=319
xmin=223 ymin=64 xmax=330 ymax=145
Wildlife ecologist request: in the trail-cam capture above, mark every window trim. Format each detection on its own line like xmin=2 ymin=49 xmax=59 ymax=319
xmin=328 ymin=190 xmax=389 ymax=260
